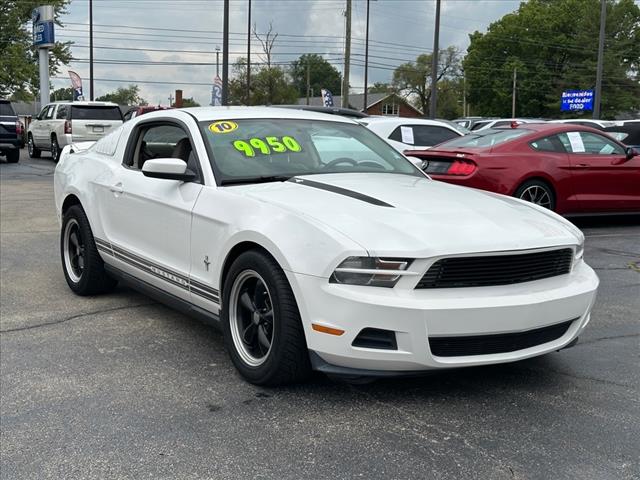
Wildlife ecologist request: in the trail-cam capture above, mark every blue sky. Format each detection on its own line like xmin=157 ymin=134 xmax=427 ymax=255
xmin=54 ymin=0 xmax=524 ymax=105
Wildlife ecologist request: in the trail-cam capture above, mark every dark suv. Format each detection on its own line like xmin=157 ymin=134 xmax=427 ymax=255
xmin=1 ymin=100 xmax=22 ymax=163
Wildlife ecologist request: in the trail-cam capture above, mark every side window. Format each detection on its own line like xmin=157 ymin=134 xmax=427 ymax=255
xmin=127 ymin=123 xmax=198 ymax=175
xmin=559 ymin=131 xmax=624 ymax=155
xmin=492 ymin=121 xmax=511 ymax=128
xmin=56 ymin=105 xmax=68 ymax=119
xmin=389 ymin=125 xmax=459 ymax=146
xmin=44 ymin=105 xmax=55 ymax=119
xmin=37 ymin=106 xmax=48 ymax=120
xmin=530 ymin=135 xmax=566 ymax=153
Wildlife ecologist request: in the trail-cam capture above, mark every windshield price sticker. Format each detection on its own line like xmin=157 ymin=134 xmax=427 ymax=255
xmin=209 ymin=121 xmax=238 ymax=134
xmin=233 ymin=136 xmax=302 ymax=157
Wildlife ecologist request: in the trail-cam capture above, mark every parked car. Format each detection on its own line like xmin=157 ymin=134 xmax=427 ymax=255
xmin=28 ymin=101 xmax=123 ymax=161
xmin=123 ymin=105 xmax=172 ymax=122
xmin=471 ymin=118 xmax=545 ymax=131
xmin=405 ymin=123 xmax=640 ymax=215
xmin=452 ymin=116 xmax=491 ymax=130
xmin=548 ymin=119 xmax=618 ymax=130
xmin=0 ymin=99 xmax=22 ymax=163
xmin=54 ymin=107 xmax=598 ymax=385
xmin=362 ymin=117 xmax=464 ymax=152
xmin=603 ymin=120 xmax=640 ymax=148
xmin=277 ymin=105 xmax=368 ymax=119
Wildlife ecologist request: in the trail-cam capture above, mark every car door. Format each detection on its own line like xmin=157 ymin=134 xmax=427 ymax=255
xmin=96 ymin=120 xmax=203 ymax=300
xmin=34 ymin=105 xmax=54 ymax=147
xmin=559 ymin=130 xmax=640 ymax=212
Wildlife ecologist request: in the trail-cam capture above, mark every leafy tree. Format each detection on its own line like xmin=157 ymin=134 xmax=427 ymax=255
xmin=392 ymin=46 xmax=462 ymax=114
xmin=368 ymin=82 xmax=393 ymax=94
xmin=464 ymin=0 xmax=640 ymax=119
xmin=178 ymin=97 xmax=200 ymax=107
xmin=0 ymin=0 xmax=73 ymax=98
xmin=51 ymin=86 xmax=74 ymax=101
xmin=290 ymin=54 xmax=341 ymax=98
xmin=96 ymin=85 xmax=146 ymax=105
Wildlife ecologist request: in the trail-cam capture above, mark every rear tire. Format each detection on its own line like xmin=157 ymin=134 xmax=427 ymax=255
xmin=51 ymin=136 xmax=60 ymax=162
xmin=61 ymin=205 xmax=117 ymax=295
xmin=221 ymin=250 xmax=311 ymax=386
xmin=28 ymin=135 xmax=41 ymax=158
xmin=6 ymin=149 xmax=19 ymax=163
xmin=514 ymin=179 xmax=556 ymax=211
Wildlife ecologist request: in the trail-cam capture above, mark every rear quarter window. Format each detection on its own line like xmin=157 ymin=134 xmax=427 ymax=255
xmin=71 ymin=106 xmax=123 ymax=121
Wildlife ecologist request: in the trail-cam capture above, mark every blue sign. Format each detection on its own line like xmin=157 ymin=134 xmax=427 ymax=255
xmin=32 ymin=7 xmax=55 ymax=47
xmin=561 ymin=90 xmax=594 ymax=112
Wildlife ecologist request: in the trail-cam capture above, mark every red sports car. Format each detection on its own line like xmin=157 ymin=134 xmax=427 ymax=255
xmin=405 ymin=123 xmax=640 ymax=215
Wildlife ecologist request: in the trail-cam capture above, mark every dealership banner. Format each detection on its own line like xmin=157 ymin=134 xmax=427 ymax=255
xmin=68 ymin=71 xmax=83 ymax=101
xmin=561 ymin=90 xmax=594 ymax=112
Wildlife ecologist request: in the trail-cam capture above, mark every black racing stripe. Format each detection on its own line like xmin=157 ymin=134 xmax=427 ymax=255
xmin=190 ymin=279 xmax=220 ymax=297
xmin=110 ymin=244 xmax=190 ymax=283
xmin=113 ymin=250 xmax=189 ymax=291
xmin=289 ymin=177 xmax=394 ymax=208
xmin=190 ymin=286 xmax=220 ymax=303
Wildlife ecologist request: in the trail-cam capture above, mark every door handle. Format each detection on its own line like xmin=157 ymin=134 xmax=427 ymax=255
xmin=109 ymin=182 xmax=124 ymax=194
xmin=576 ymin=163 xmax=589 ymax=168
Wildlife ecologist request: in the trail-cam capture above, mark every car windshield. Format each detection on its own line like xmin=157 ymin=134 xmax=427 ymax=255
xmin=439 ymin=128 xmax=531 ymax=148
xmin=199 ymin=118 xmax=422 ymax=184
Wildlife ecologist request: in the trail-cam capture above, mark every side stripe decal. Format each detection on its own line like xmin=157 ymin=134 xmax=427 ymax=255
xmin=95 ymin=238 xmax=220 ymax=304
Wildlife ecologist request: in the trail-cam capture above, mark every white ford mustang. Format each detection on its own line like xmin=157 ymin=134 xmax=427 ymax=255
xmin=54 ymin=107 xmax=599 ymax=385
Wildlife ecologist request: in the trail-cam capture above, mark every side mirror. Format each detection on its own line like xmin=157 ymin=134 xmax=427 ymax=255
xmin=406 ymin=155 xmax=426 ymax=170
xmin=142 ymin=158 xmax=196 ymax=181
xmin=625 ymin=147 xmax=638 ymax=160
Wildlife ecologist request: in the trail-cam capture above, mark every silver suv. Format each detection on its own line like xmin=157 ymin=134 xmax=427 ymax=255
xmin=28 ymin=101 xmax=123 ymax=161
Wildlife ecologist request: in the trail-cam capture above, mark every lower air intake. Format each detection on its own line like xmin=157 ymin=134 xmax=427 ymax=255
xmin=429 ymin=320 xmax=575 ymax=357
xmin=352 ymin=328 xmax=398 ymax=350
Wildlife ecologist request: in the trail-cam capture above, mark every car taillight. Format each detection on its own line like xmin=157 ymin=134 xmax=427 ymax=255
xmin=15 ymin=120 xmax=22 ymax=135
xmin=446 ymin=159 xmax=477 ymax=176
xmin=64 ymin=120 xmax=72 ymax=134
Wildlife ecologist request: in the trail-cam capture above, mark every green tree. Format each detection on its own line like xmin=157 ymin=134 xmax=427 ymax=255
xmin=96 ymin=85 xmax=147 ymax=105
xmin=178 ymin=97 xmax=200 ymax=107
xmin=0 ymin=0 xmax=73 ymax=98
xmin=368 ymin=82 xmax=393 ymax=94
xmin=392 ymin=46 xmax=462 ymax=114
xmin=290 ymin=54 xmax=341 ymax=98
xmin=51 ymin=86 xmax=74 ymax=101
xmin=463 ymin=0 xmax=640 ymax=118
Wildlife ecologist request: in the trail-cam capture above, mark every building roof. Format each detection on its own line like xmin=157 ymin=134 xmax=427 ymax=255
xmin=296 ymin=92 xmax=421 ymax=114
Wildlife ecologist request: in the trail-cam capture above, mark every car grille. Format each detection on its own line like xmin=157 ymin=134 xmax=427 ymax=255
xmin=429 ymin=320 xmax=575 ymax=357
xmin=416 ymin=248 xmax=573 ymax=289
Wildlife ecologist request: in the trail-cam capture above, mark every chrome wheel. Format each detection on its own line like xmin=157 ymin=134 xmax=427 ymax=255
xmin=63 ymin=218 xmax=85 ymax=283
xmin=51 ymin=138 xmax=58 ymax=161
xmin=229 ymin=270 xmax=274 ymax=367
xmin=28 ymin=137 xmax=34 ymax=156
xmin=519 ymin=185 xmax=552 ymax=209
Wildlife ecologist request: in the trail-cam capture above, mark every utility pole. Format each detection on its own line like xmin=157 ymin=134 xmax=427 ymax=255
xmin=512 ymin=67 xmax=517 ymax=118
xmin=215 ymin=46 xmax=220 ymax=77
xmin=429 ymin=0 xmax=441 ymax=118
xmin=247 ymin=0 xmax=251 ymax=104
xmin=222 ymin=0 xmax=229 ymax=105
xmin=89 ymin=0 xmax=94 ymax=100
xmin=462 ymin=72 xmax=466 ymax=117
xmin=341 ymin=0 xmax=351 ymax=108
xmin=306 ymin=62 xmax=311 ymax=105
xmin=593 ymin=0 xmax=606 ymax=119
xmin=363 ymin=0 xmax=371 ymax=112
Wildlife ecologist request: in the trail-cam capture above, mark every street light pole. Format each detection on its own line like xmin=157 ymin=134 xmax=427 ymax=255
xmin=247 ymin=0 xmax=251 ymax=104
xmin=429 ymin=0 xmax=441 ymax=118
xmin=593 ymin=0 xmax=606 ymax=119
xmin=89 ymin=0 xmax=94 ymax=100
xmin=222 ymin=0 xmax=229 ymax=105
xmin=341 ymin=0 xmax=351 ymax=108
xmin=363 ymin=0 xmax=370 ymax=112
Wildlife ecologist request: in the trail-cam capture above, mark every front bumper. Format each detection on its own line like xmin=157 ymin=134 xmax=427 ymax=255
xmin=290 ymin=260 xmax=598 ymax=373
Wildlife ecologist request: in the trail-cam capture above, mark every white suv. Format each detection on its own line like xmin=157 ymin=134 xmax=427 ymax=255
xmin=28 ymin=101 xmax=123 ymax=161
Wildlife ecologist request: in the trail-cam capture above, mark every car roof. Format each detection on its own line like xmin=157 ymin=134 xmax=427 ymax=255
xmin=49 ymin=101 xmax=119 ymax=107
xmin=184 ymin=106 xmax=358 ymax=124
xmin=363 ymin=117 xmax=455 ymax=127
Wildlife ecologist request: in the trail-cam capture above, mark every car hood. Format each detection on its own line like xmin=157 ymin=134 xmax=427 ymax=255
xmin=229 ymin=173 xmax=581 ymax=257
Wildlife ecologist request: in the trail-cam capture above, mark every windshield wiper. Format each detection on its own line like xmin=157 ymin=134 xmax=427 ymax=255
xmin=220 ymin=175 xmax=294 ymax=186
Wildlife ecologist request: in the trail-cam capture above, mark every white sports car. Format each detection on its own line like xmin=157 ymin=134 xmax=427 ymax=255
xmin=54 ymin=107 xmax=599 ymax=385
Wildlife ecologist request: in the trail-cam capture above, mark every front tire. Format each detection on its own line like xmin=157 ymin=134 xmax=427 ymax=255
xmin=61 ymin=205 xmax=117 ymax=295
xmin=221 ymin=250 xmax=311 ymax=386
xmin=28 ymin=134 xmax=41 ymax=158
xmin=515 ymin=179 xmax=556 ymax=211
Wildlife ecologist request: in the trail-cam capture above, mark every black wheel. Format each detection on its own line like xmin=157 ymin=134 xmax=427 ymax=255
xmin=6 ymin=149 xmax=19 ymax=163
xmin=61 ymin=205 xmax=117 ymax=295
xmin=515 ymin=179 xmax=556 ymax=211
xmin=50 ymin=136 xmax=60 ymax=162
xmin=221 ymin=250 xmax=311 ymax=386
xmin=28 ymin=134 xmax=41 ymax=158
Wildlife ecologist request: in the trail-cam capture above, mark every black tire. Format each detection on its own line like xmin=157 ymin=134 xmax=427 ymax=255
xmin=61 ymin=205 xmax=117 ymax=295
xmin=28 ymin=134 xmax=41 ymax=158
xmin=6 ymin=149 xmax=19 ymax=163
xmin=51 ymin=136 xmax=60 ymax=162
xmin=221 ymin=250 xmax=311 ymax=386
xmin=514 ymin=179 xmax=556 ymax=211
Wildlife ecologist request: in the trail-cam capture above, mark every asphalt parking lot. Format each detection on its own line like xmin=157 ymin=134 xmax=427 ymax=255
xmin=1 ymin=149 xmax=639 ymax=480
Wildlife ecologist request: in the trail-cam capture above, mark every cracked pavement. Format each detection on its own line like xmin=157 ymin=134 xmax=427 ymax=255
xmin=1 ymin=151 xmax=639 ymax=479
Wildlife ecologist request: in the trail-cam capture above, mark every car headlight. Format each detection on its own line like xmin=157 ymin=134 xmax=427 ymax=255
xmin=330 ymin=257 xmax=413 ymax=287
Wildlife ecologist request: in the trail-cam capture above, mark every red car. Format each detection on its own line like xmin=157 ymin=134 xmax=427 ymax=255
xmin=406 ymin=123 xmax=640 ymax=215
